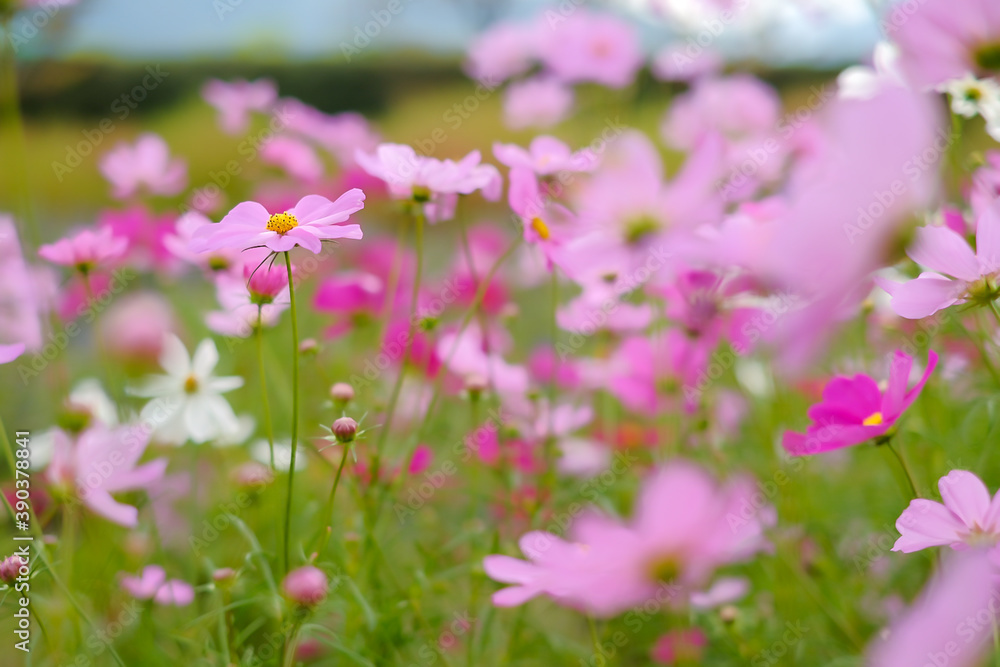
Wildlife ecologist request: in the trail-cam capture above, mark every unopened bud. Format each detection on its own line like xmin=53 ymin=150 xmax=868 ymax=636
xmin=332 ymin=417 xmax=358 ymax=443
xmin=330 ymin=382 xmax=355 ymax=404
xmin=282 ymin=565 xmax=328 ymax=606
xmin=0 ymin=555 xmax=24 ymax=584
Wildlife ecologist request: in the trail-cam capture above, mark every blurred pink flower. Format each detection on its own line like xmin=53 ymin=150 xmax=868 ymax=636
xmin=894 ymin=470 xmax=1000 ymax=553
xmin=202 ymin=78 xmax=277 ymax=134
xmin=38 ymin=226 xmax=128 ymax=273
xmin=502 ymin=77 xmax=574 ymax=130
xmin=507 ymin=166 xmax=579 ymax=268
xmin=661 ymin=75 xmax=781 ymax=151
xmin=889 ymin=0 xmax=1000 ymax=88
xmin=282 ymin=565 xmax=329 ymax=606
xmin=782 ymin=350 xmax=938 ymax=456
xmin=651 ymin=628 xmax=707 ymax=664
xmin=47 ymin=425 xmax=167 ymax=527
xmin=0 ymin=216 xmax=48 ymax=352
xmin=652 ymin=45 xmax=722 ymax=82
xmin=0 ymin=343 xmax=25 ymax=364
xmin=260 ymin=135 xmax=324 ymax=183
xmin=190 ymin=190 xmax=365 ymax=254
xmin=494 ymin=136 xmax=598 ymax=176
xmin=165 ymin=211 xmax=242 ymax=274
xmin=465 ymin=21 xmax=539 ymax=83
xmin=878 ymin=198 xmax=1000 ymax=319
xmin=539 ymin=11 xmax=642 ymax=89
xmin=99 ymin=206 xmax=177 ymax=273
xmin=99 ymin=133 xmax=187 ymax=199
xmin=100 ymin=291 xmax=177 ymax=366
xmin=281 ymin=100 xmax=381 ymax=167
xmin=121 ymin=565 xmax=194 ymax=606
xmin=484 ymin=462 xmax=773 ymax=617
xmin=867 ymin=549 xmax=1000 ymax=667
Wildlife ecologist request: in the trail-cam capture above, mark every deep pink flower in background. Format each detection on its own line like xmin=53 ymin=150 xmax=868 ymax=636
xmin=894 ymin=470 xmax=1000 ymax=553
xmin=39 ymin=226 xmax=128 ymax=273
xmin=283 ymin=566 xmax=329 ymax=606
xmin=99 ymin=133 xmax=187 ymax=199
xmin=879 ymin=196 xmax=1000 ymax=318
xmin=202 ymin=78 xmax=277 ymax=134
xmin=191 ymin=190 xmax=365 ymax=254
xmin=782 ymin=350 xmax=938 ymax=456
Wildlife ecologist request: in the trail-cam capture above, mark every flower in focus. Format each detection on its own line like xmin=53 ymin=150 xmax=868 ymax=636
xmin=190 ymin=190 xmax=365 ymax=254
xmin=46 ymin=425 xmax=167 ymax=527
xmin=782 ymin=350 xmax=938 ymax=456
xmin=38 ymin=226 xmax=128 ymax=274
xmin=99 ymin=133 xmax=187 ymax=199
xmin=202 ymin=78 xmax=277 ymax=134
xmin=878 ymin=197 xmax=1000 ymax=319
xmin=130 ymin=334 xmax=244 ymax=446
xmin=893 ymin=470 xmax=1000 ymax=553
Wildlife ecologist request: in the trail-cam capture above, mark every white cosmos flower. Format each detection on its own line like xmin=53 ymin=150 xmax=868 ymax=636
xmin=130 ymin=334 xmax=244 ymax=446
xmin=940 ymin=73 xmax=1000 ymax=119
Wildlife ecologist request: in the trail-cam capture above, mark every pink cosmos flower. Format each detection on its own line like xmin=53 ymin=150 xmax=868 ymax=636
xmin=465 ymin=21 xmax=539 ymax=83
xmin=539 ymin=11 xmax=643 ymax=89
xmin=38 ymin=226 xmax=128 ymax=273
xmin=484 ymin=462 xmax=773 ymax=617
xmin=260 ymin=135 xmax=324 ymax=183
xmin=99 ymin=133 xmax=187 ymax=199
xmin=888 ymin=0 xmax=1000 ymax=88
xmin=652 ymin=45 xmax=723 ymax=82
xmin=205 ymin=267 xmax=289 ymax=338
xmin=893 ymin=470 xmax=1000 ymax=553
xmin=0 ymin=216 xmax=47 ymax=353
xmin=202 ymin=78 xmax=277 ymax=134
xmin=100 ymin=292 xmax=177 ymax=365
xmin=661 ymin=75 xmax=781 ymax=151
xmin=280 ymin=100 xmax=381 ymax=167
xmin=283 ymin=566 xmax=329 ymax=606
xmin=0 ymin=342 xmax=25 ymax=364
xmin=121 ymin=566 xmax=195 ymax=606
xmin=878 ymin=198 xmax=1000 ymax=319
xmin=782 ymin=350 xmax=938 ymax=456
xmin=190 ymin=190 xmax=365 ymax=254
xmin=99 ymin=206 xmax=177 ymax=273
xmin=502 ymin=77 xmax=575 ymax=130
xmin=866 ymin=549 xmax=1000 ymax=667
xmin=507 ymin=166 xmax=580 ymax=269
xmin=46 ymin=425 xmax=167 ymax=527
xmin=494 ymin=136 xmax=598 ymax=176
xmin=355 ymin=144 xmax=501 ymax=215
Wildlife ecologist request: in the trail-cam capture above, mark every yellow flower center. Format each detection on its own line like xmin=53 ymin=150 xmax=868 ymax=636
xmin=266 ymin=212 xmax=298 ymax=235
xmin=862 ymin=411 xmax=883 ymax=426
xmin=530 ymin=216 xmax=551 ymax=241
xmin=184 ymin=375 xmax=199 ymax=394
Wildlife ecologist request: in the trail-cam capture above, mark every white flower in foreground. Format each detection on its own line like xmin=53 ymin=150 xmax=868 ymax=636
xmin=941 ymin=73 xmax=1000 ymax=119
xmin=130 ymin=334 xmax=244 ymax=446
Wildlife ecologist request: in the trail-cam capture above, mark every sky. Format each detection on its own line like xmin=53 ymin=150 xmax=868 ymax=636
xmin=17 ymin=0 xmax=886 ymax=69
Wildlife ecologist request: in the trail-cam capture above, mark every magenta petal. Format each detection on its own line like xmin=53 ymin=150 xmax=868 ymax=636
xmin=938 ymin=470 xmax=990 ymax=528
xmin=898 ymin=350 xmax=937 ymax=414
xmin=908 ymin=225 xmax=980 ymax=281
xmin=893 ymin=499 xmax=965 ymax=553
xmin=881 ymin=350 xmax=913 ymax=420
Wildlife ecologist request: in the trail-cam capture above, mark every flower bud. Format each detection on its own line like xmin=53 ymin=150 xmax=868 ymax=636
xmin=299 ymin=338 xmax=319 ymax=355
xmin=213 ymin=567 xmax=237 ymax=583
xmin=332 ymin=417 xmax=358 ymax=443
xmin=330 ymin=382 xmax=355 ymax=404
xmin=0 ymin=555 xmax=24 ymax=584
xmin=282 ymin=565 xmax=328 ymax=606
xmin=465 ymin=374 xmax=488 ymax=398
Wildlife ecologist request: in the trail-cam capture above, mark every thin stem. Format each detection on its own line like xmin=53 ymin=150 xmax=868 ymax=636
xmin=282 ymin=251 xmax=300 ymax=575
xmin=255 ymin=309 xmax=276 ymax=471
xmin=885 ymin=439 xmax=920 ymax=499
xmin=586 ymin=615 xmax=602 ymax=661
xmin=317 ymin=442 xmax=351 ymax=557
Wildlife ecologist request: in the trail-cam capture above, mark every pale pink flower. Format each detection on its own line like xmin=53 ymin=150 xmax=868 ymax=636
xmin=539 ymin=11 xmax=642 ymax=89
xmin=121 ymin=566 xmax=194 ymax=606
xmin=502 ymin=77 xmax=574 ymax=130
xmin=100 ymin=292 xmax=177 ymax=365
xmin=38 ymin=226 xmax=128 ymax=273
xmin=46 ymin=425 xmax=167 ymax=527
xmin=894 ymin=470 xmax=1000 ymax=553
xmin=465 ymin=21 xmax=539 ymax=83
xmin=652 ymin=45 xmax=722 ymax=82
xmin=0 ymin=343 xmax=25 ymax=364
xmin=202 ymin=78 xmax=277 ymax=134
xmin=260 ymin=135 xmax=324 ymax=183
xmin=280 ymin=100 xmax=381 ymax=167
xmin=878 ymin=197 xmax=1000 ymax=319
xmin=493 ymin=136 xmax=598 ymax=176
xmin=282 ymin=566 xmax=329 ymax=606
xmin=190 ymin=190 xmax=365 ymax=254
xmin=0 ymin=216 xmax=47 ymax=352
xmin=99 ymin=133 xmax=187 ymax=199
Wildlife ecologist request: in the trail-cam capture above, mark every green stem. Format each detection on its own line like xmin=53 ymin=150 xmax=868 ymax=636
xmin=586 ymin=615 xmax=602 ymax=661
xmin=885 ymin=439 xmax=920 ymax=499
xmin=255 ymin=309 xmax=276 ymax=471
xmin=282 ymin=251 xmax=300 ymax=575
xmin=317 ymin=442 xmax=351 ymax=557
xmin=0 ymin=19 xmax=38 ymax=248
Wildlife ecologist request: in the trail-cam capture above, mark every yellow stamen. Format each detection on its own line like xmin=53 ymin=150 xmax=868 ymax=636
xmin=266 ymin=212 xmax=298 ymax=234
xmin=184 ymin=375 xmax=199 ymax=394
xmin=862 ymin=411 xmax=883 ymax=426
xmin=530 ymin=216 xmax=551 ymax=240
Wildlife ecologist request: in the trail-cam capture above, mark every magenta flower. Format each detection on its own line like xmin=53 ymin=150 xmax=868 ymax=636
xmin=201 ymin=78 xmax=277 ymax=134
xmin=888 ymin=0 xmax=1000 ymax=88
xmin=46 ymin=425 xmax=167 ymax=527
xmin=782 ymin=350 xmax=938 ymax=456
xmin=38 ymin=226 xmax=128 ymax=273
xmin=878 ymin=200 xmax=1000 ymax=319
xmin=99 ymin=133 xmax=187 ymax=199
xmin=893 ymin=470 xmax=1000 ymax=553
xmin=494 ymin=136 xmax=598 ymax=176
xmin=190 ymin=190 xmax=365 ymax=254
xmin=484 ymin=462 xmax=773 ymax=617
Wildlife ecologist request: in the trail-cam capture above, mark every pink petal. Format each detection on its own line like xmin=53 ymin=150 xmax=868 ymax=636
xmin=976 ymin=198 xmax=1000 ymax=274
xmin=938 ymin=470 xmax=991 ymax=529
xmin=888 ymin=274 xmax=964 ymax=319
xmin=908 ymin=225 xmax=980 ymax=282
xmin=892 ymin=499 xmax=965 ymax=552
